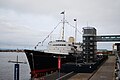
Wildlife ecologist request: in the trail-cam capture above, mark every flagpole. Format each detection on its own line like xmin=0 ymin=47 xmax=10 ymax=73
xmin=61 ymin=11 xmax=65 ymax=40
xmin=74 ymin=19 xmax=77 ymax=42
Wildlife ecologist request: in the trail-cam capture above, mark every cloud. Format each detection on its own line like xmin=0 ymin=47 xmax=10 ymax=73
xmin=0 ymin=0 xmax=65 ymax=14
xmin=0 ymin=13 xmax=52 ymax=49
xmin=0 ymin=0 xmax=120 ymax=49
xmin=0 ymin=0 xmax=119 ymax=15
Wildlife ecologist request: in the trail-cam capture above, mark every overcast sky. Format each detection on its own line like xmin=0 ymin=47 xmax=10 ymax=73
xmin=0 ymin=0 xmax=120 ymax=50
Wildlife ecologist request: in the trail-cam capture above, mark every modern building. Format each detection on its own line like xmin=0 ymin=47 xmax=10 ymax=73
xmin=82 ymin=27 xmax=97 ymax=63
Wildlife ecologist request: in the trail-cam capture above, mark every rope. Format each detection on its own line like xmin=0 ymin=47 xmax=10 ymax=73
xmin=34 ymin=22 xmax=62 ymax=49
xmin=34 ymin=20 xmax=82 ymax=49
xmin=66 ymin=22 xmax=82 ymax=35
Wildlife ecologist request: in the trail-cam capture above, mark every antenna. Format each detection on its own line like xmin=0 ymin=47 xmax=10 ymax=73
xmin=87 ymin=21 xmax=89 ymax=27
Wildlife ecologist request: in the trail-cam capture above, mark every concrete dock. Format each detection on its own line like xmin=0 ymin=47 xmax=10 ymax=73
xmin=68 ymin=56 xmax=115 ymax=80
xmin=90 ymin=56 xmax=115 ymax=80
xmin=33 ymin=56 xmax=116 ymax=80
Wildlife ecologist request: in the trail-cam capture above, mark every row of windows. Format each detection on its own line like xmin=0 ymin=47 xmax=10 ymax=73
xmin=83 ymin=42 xmax=97 ymax=45
xmin=83 ymin=56 xmax=94 ymax=59
xmin=56 ymin=40 xmax=66 ymax=42
xmin=83 ymin=51 xmax=94 ymax=54
xmin=53 ymin=44 xmax=66 ymax=46
xmin=83 ymin=46 xmax=97 ymax=50
xmin=50 ymin=44 xmax=79 ymax=46
xmin=49 ymin=48 xmax=67 ymax=50
xmin=83 ymin=29 xmax=96 ymax=34
xmin=50 ymin=44 xmax=81 ymax=48
xmin=83 ymin=37 xmax=95 ymax=40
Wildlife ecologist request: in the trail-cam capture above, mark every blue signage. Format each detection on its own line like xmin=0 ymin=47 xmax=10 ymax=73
xmin=14 ymin=64 xmax=19 ymax=80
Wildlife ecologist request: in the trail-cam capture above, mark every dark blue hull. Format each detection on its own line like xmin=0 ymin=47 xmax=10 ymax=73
xmin=24 ymin=49 xmax=82 ymax=78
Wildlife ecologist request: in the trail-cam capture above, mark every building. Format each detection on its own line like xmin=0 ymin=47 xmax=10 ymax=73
xmin=83 ymin=27 xmax=97 ymax=63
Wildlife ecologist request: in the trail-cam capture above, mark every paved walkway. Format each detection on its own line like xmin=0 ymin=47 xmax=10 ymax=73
xmin=68 ymin=73 xmax=93 ymax=80
xmin=68 ymin=56 xmax=115 ymax=80
xmin=90 ymin=56 xmax=115 ymax=80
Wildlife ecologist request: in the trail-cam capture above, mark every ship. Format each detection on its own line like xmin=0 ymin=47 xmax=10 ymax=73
xmin=24 ymin=12 xmax=83 ymax=78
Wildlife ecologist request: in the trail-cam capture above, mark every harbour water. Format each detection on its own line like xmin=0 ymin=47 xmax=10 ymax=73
xmin=0 ymin=52 xmax=31 ymax=80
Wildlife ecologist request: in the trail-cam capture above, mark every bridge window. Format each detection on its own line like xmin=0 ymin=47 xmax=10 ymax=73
xmin=56 ymin=40 xmax=66 ymax=42
xmin=53 ymin=44 xmax=66 ymax=46
xmin=68 ymin=44 xmax=72 ymax=46
xmin=62 ymin=44 xmax=66 ymax=46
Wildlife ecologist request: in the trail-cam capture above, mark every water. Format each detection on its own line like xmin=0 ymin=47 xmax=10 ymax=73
xmin=0 ymin=52 xmax=31 ymax=80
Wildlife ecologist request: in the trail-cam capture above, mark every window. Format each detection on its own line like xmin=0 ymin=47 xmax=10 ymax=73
xmin=83 ymin=47 xmax=85 ymax=49
xmin=83 ymin=52 xmax=86 ymax=54
xmin=68 ymin=44 xmax=71 ymax=46
xmin=90 ymin=37 xmax=93 ymax=40
xmin=90 ymin=43 xmax=93 ymax=45
xmin=83 ymin=43 xmax=85 ymax=45
xmin=90 ymin=56 xmax=93 ymax=58
xmin=90 ymin=47 xmax=93 ymax=49
xmin=83 ymin=37 xmax=86 ymax=40
xmin=90 ymin=52 xmax=93 ymax=54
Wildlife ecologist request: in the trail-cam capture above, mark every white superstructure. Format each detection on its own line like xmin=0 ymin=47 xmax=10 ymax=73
xmin=35 ymin=12 xmax=83 ymax=54
xmin=47 ymin=38 xmax=82 ymax=54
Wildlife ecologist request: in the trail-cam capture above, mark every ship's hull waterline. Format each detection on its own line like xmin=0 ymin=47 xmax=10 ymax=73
xmin=24 ymin=49 xmax=82 ymax=78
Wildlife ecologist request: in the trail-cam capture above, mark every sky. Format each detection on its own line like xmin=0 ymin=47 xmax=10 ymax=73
xmin=0 ymin=0 xmax=120 ymax=50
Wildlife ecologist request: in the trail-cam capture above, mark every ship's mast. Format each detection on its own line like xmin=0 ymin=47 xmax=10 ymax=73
xmin=74 ymin=19 xmax=77 ymax=42
xmin=61 ymin=11 xmax=65 ymax=40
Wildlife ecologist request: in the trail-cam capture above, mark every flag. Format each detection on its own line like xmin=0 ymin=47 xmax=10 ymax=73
xmin=60 ymin=11 xmax=64 ymax=14
xmin=74 ymin=19 xmax=77 ymax=21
